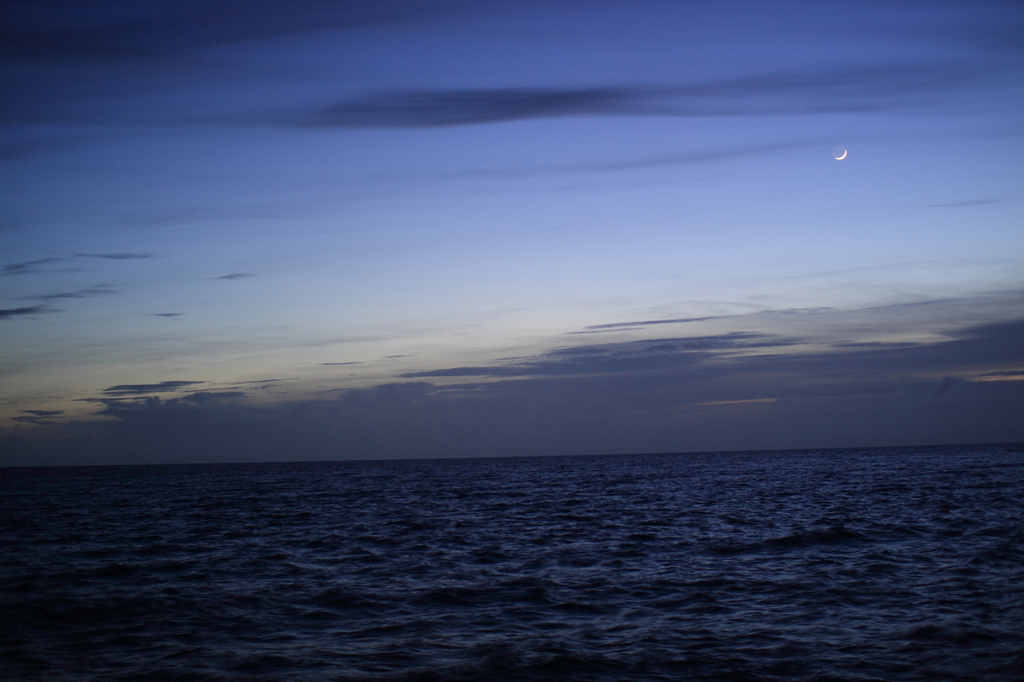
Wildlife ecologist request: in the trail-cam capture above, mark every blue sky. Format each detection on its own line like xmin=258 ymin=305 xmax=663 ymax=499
xmin=2 ymin=0 xmax=1022 ymax=464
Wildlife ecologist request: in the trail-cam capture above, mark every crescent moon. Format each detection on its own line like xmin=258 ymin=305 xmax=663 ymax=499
xmin=834 ymin=149 xmax=847 ymax=160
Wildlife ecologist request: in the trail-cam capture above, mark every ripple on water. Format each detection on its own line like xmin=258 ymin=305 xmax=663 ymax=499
xmin=1 ymin=444 xmax=1023 ymax=681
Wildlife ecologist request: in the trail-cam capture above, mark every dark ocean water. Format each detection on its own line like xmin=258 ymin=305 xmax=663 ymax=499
xmin=2 ymin=445 xmax=1023 ymax=681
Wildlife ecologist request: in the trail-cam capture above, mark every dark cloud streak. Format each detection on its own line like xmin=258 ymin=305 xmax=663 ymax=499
xmin=3 ymin=253 xmax=152 ymax=276
xmin=75 ymin=252 xmax=154 ymax=260
xmin=101 ymin=381 xmax=204 ymax=396
xmin=181 ymin=391 xmax=246 ymax=404
xmin=298 ymin=64 xmax=1008 ymax=129
xmin=210 ymin=273 xmax=256 ymax=280
xmin=0 ymin=1 xmax=477 ymax=64
xmin=10 ymin=416 xmax=59 ymax=425
xmin=576 ymin=316 xmax=727 ymax=333
xmin=0 ymin=304 xmax=56 ymax=319
xmin=2 ymin=257 xmax=72 ymax=276
xmin=21 ymin=285 xmax=118 ymax=301
xmin=307 ymin=88 xmax=641 ymax=128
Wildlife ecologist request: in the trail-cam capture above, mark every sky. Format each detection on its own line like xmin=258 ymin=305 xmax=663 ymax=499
xmin=1 ymin=0 xmax=1022 ymax=465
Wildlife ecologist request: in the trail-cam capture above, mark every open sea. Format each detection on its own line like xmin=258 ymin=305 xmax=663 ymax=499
xmin=2 ymin=444 xmax=1023 ymax=681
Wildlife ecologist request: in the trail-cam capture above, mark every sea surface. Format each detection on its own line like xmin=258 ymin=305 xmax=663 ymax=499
xmin=2 ymin=444 xmax=1023 ymax=681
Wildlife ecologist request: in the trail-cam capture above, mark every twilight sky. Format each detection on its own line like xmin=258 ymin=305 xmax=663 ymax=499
xmin=2 ymin=0 xmax=1022 ymax=465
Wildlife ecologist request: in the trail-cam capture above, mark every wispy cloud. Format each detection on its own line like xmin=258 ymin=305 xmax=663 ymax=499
xmin=831 ymin=341 xmax=920 ymax=349
xmin=569 ymin=142 xmax=816 ymax=174
xmin=572 ymin=316 xmax=728 ymax=334
xmin=400 ymin=333 xmax=786 ymax=379
xmin=229 ymin=379 xmax=285 ymax=385
xmin=101 ymin=381 xmax=204 ymax=397
xmin=210 ymin=273 xmax=256 ymax=280
xmin=2 ymin=257 xmax=73 ymax=276
xmin=423 ymin=140 xmax=822 ymax=185
xmin=305 ymin=87 xmax=640 ymax=128
xmin=180 ymin=391 xmax=246 ymax=404
xmin=907 ymin=198 xmax=1002 ymax=209
xmin=297 ymin=64 xmax=1003 ymax=129
xmin=11 ymin=409 xmax=64 ymax=425
xmin=0 ymin=304 xmax=56 ymax=319
xmin=11 ymin=415 xmax=60 ymax=425
xmin=568 ymin=308 xmax=833 ymax=335
xmin=76 ymin=390 xmax=248 ymax=418
xmin=152 ymin=313 xmax=182 ymax=317
xmin=75 ymin=252 xmax=154 ymax=260
xmin=21 ymin=285 xmax=118 ymax=301
xmin=1 ymin=1 xmax=476 ymax=64
xmin=3 ymin=253 xmax=153 ymax=275
xmin=3 ymin=1 xmax=1019 ymax=138
xmin=976 ymin=369 xmax=1024 ymax=379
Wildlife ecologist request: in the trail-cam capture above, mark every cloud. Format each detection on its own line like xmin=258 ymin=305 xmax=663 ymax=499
xmin=402 ymin=140 xmax=822 ymax=187
xmin=12 ymin=409 xmax=63 ymax=426
xmin=322 ymin=361 xmax=361 ymax=365
xmin=229 ymin=379 xmax=285 ymax=385
xmin=10 ymin=415 xmax=59 ymax=425
xmin=100 ymin=380 xmax=204 ymax=397
xmin=2 ymin=257 xmax=73 ymax=276
xmin=573 ymin=316 xmax=728 ymax=334
xmin=663 ymin=63 xmax=997 ymax=112
xmin=0 ymin=1 xmax=493 ymax=132
xmin=180 ymin=391 xmax=246 ymax=404
xmin=297 ymin=64 xmax=1006 ymax=129
xmin=75 ymin=390 xmax=245 ymax=420
xmin=831 ymin=341 xmax=920 ymax=348
xmin=210 ymin=273 xmax=256 ymax=280
xmin=570 ymin=308 xmax=834 ymax=335
xmin=75 ymin=252 xmax=154 ymax=260
xmin=3 ymin=253 xmax=152 ymax=276
xmin=306 ymin=87 xmax=641 ymax=128
xmin=21 ymin=285 xmax=118 ymax=301
xmin=3 ymin=2 xmax=1020 ymax=134
xmin=395 ymin=315 xmax=1024 ymax=398
xmin=0 ymin=0 xmax=476 ymax=64
xmin=910 ymin=198 xmax=1002 ymax=209
xmin=81 ymin=388 xmax=249 ymax=412
xmin=152 ymin=312 xmax=182 ymax=317
xmin=400 ymin=333 xmax=789 ymax=378
xmin=4 ymin=313 xmax=1022 ymax=466
xmin=0 ymin=304 xmax=56 ymax=319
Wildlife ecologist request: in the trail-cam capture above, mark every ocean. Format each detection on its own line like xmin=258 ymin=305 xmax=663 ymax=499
xmin=2 ymin=444 xmax=1022 ymax=681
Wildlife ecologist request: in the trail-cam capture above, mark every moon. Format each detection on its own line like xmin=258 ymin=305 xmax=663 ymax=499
xmin=832 ymin=145 xmax=848 ymax=160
